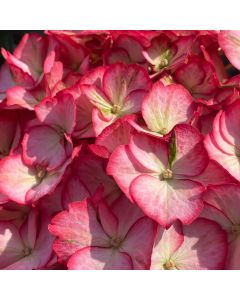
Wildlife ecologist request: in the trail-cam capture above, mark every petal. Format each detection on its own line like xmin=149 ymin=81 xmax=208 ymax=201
xmin=0 ymin=154 xmax=37 ymax=204
xmin=218 ymin=31 xmax=240 ymax=70
xmin=172 ymin=218 xmax=227 ymax=270
xmin=130 ymin=175 xmax=204 ymax=227
xmin=26 ymin=156 xmax=73 ymax=203
xmin=220 ymin=100 xmax=240 ymax=147
xmin=204 ymin=133 xmax=240 ymax=181
xmin=6 ymin=86 xmax=39 ymax=110
xmin=49 ymin=199 xmax=110 ymax=262
xmin=13 ymin=33 xmax=47 ymax=81
xmin=0 ymin=221 xmax=25 ymax=269
xmin=96 ymin=115 xmax=135 ymax=155
xmin=107 ymin=145 xmax=151 ymax=201
xmin=203 ymin=184 xmax=240 ymax=225
xmin=22 ymin=125 xmax=69 ymax=170
xmin=111 ymin=195 xmax=144 ymax=237
xmin=129 ymin=132 xmax=168 ymax=173
xmin=35 ymin=93 xmax=76 ymax=134
xmin=62 ymin=175 xmax=90 ymax=209
xmin=142 ymin=83 xmax=195 ymax=134
xmin=121 ymin=89 xmax=147 ymax=115
xmin=67 ymin=247 xmax=133 ymax=270
xmin=73 ymin=151 xmax=121 ymax=204
xmin=171 ymin=124 xmax=209 ymax=177
xmin=81 ymin=84 xmax=112 ymax=111
xmin=120 ymin=217 xmax=156 ymax=269
xmin=103 ymin=63 xmax=151 ymax=105
xmin=98 ymin=201 xmax=118 ymax=238
xmin=190 ymin=160 xmax=237 ymax=187
xmin=150 ymin=221 xmax=184 ymax=270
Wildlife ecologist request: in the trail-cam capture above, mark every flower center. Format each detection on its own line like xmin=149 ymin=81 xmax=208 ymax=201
xmin=163 ymin=260 xmax=176 ymax=270
xmin=110 ymin=237 xmax=122 ymax=249
xmin=161 ymin=169 xmax=173 ymax=180
xmin=158 ymin=128 xmax=168 ymax=135
xmin=111 ymin=104 xmax=121 ymax=115
xmin=35 ymin=166 xmax=47 ymax=183
xmin=22 ymin=247 xmax=32 ymax=257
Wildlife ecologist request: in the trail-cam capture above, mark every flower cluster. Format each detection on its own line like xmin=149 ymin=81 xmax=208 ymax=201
xmin=0 ymin=30 xmax=240 ymax=270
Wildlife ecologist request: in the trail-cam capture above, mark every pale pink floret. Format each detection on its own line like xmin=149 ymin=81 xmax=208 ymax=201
xmin=204 ymin=100 xmax=240 ymax=181
xmin=202 ymin=184 xmax=240 ymax=269
xmin=49 ymin=196 xmax=156 ymax=270
xmin=107 ymin=124 xmax=208 ymax=227
xmin=141 ymin=82 xmax=195 ymax=135
xmin=218 ymin=31 xmax=240 ymax=70
xmin=0 ymin=209 xmax=54 ymax=270
xmin=150 ymin=218 xmax=227 ymax=270
xmin=81 ymin=63 xmax=152 ymax=135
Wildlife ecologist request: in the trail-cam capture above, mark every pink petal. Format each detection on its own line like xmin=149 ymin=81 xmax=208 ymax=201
xmin=22 ymin=125 xmax=70 ymax=170
xmin=96 ymin=115 xmax=135 ymax=155
xmin=26 ymin=156 xmax=73 ymax=203
xmin=0 ymin=154 xmax=38 ymax=204
xmin=128 ymin=132 xmax=168 ymax=173
xmin=204 ymin=133 xmax=240 ymax=181
xmin=114 ymin=34 xmax=145 ymax=63
xmin=171 ymin=124 xmax=209 ymax=177
xmin=103 ymin=63 xmax=151 ymax=105
xmin=151 ymin=221 xmax=184 ymax=270
xmin=73 ymin=151 xmax=121 ymax=204
xmin=142 ymin=82 xmax=195 ymax=134
xmin=172 ymin=218 xmax=227 ymax=270
xmin=190 ymin=160 xmax=237 ymax=187
xmin=107 ymin=145 xmax=151 ymax=201
xmin=130 ymin=175 xmax=204 ymax=227
xmin=120 ymin=217 xmax=156 ymax=269
xmin=35 ymin=93 xmax=76 ymax=134
xmin=111 ymin=195 xmax=144 ymax=237
xmin=81 ymin=84 xmax=112 ymax=111
xmin=62 ymin=175 xmax=90 ymax=209
xmin=6 ymin=86 xmax=39 ymax=110
xmin=105 ymin=48 xmax=131 ymax=65
xmin=98 ymin=201 xmax=118 ymax=238
xmin=0 ymin=221 xmax=25 ymax=269
xmin=67 ymin=246 xmax=133 ymax=270
xmin=121 ymin=89 xmax=148 ymax=114
xmin=218 ymin=31 xmax=240 ymax=70
xmin=203 ymin=184 xmax=240 ymax=225
xmin=174 ymin=56 xmax=218 ymax=99
xmin=14 ymin=33 xmax=47 ymax=81
xmin=49 ymin=200 xmax=110 ymax=262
